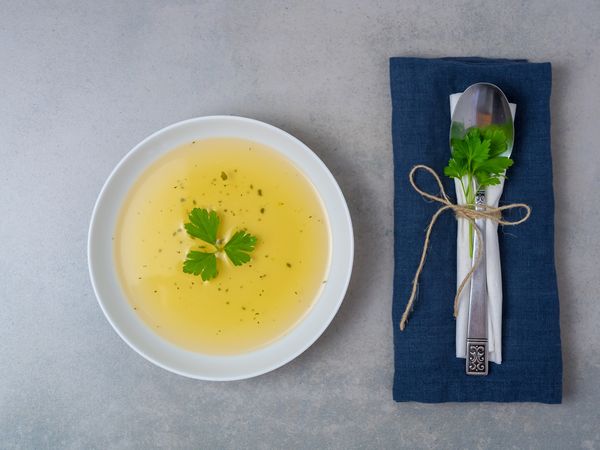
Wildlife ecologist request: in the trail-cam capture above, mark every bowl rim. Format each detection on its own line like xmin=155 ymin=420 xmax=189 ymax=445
xmin=88 ymin=115 xmax=353 ymax=380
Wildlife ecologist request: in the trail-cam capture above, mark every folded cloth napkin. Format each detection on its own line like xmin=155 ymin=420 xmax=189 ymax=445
xmin=391 ymin=57 xmax=562 ymax=403
xmin=451 ymin=94 xmax=517 ymax=364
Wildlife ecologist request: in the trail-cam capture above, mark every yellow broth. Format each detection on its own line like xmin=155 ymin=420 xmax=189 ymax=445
xmin=114 ymin=138 xmax=331 ymax=354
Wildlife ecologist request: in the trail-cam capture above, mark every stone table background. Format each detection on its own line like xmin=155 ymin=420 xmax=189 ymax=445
xmin=2 ymin=1 xmax=599 ymax=448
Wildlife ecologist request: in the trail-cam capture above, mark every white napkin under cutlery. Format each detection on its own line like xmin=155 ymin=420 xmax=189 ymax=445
xmin=450 ymin=93 xmax=517 ymax=364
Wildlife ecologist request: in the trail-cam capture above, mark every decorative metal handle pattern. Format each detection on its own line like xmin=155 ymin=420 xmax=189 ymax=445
xmin=466 ymin=339 xmax=488 ymax=375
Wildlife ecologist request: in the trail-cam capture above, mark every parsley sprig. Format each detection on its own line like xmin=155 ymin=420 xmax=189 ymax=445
xmin=183 ymin=208 xmax=257 ymax=281
xmin=444 ymin=126 xmax=513 ymax=255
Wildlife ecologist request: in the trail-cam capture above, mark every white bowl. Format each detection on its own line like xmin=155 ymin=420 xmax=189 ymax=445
xmin=88 ymin=116 xmax=354 ymax=380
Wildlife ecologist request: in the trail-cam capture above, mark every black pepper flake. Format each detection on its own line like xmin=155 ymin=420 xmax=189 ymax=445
xmin=260 ymin=208 xmax=265 ymax=214
xmin=180 ymin=198 xmax=186 ymax=202
xmin=258 ymin=189 xmax=263 ymax=196
xmin=221 ymin=171 xmax=228 ymax=180
xmin=286 ymin=262 xmax=292 ymax=268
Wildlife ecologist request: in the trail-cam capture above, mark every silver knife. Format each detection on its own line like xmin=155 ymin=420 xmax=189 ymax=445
xmin=466 ymin=191 xmax=488 ymax=376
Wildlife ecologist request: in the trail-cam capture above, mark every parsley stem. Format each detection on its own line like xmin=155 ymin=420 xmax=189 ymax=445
xmin=461 ymin=176 xmax=477 ymax=259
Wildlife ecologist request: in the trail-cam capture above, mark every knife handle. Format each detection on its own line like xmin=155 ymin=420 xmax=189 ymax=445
xmin=466 ymin=338 xmax=488 ymax=375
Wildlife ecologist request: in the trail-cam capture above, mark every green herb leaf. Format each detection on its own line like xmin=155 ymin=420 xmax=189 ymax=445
xmin=443 ymin=157 xmax=466 ymax=179
xmin=444 ymin=126 xmax=514 ymax=257
xmin=184 ymin=208 xmax=219 ymax=244
xmin=183 ymin=251 xmax=217 ymax=281
xmin=445 ymin=127 xmax=513 ymax=189
xmin=182 ymin=208 xmax=257 ymax=281
xmin=482 ymin=126 xmax=509 ymax=158
xmin=475 ymin=156 xmax=514 ymax=188
xmin=224 ymin=230 xmax=258 ymax=266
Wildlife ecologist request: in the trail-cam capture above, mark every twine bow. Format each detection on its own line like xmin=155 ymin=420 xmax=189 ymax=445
xmin=399 ymin=165 xmax=531 ymax=331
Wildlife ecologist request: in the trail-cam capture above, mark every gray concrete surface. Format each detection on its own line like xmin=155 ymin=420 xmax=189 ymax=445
xmin=1 ymin=1 xmax=599 ymax=448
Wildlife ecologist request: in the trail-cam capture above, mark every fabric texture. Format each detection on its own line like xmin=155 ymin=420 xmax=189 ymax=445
xmin=390 ymin=57 xmax=562 ymax=403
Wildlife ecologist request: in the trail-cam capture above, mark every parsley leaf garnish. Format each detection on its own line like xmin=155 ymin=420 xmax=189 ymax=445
xmin=182 ymin=208 xmax=257 ymax=281
xmin=445 ymin=127 xmax=513 ymax=192
xmin=482 ymin=127 xmax=509 ymax=158
xmin=183 ymin=251 xmax=218 ymax=281
xmin=224 ymin=231 xmax=257 ymax=266
xmin=444 ymin=126 xmax=513 ymax=256
xmin=184 ymin=208 xmax=219 ymax=244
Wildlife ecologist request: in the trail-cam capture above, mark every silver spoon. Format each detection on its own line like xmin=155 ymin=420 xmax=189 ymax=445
xmin=450 ymin=83 xmax=514 ymax=376
xmin=450 ymin=83 xmax=514 ymax=156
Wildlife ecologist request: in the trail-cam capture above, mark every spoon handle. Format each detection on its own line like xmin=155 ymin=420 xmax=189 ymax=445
xmin=466 ymin=191 xmax=489 ymax=376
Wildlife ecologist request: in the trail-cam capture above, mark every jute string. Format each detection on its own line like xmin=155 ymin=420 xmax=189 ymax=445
xmin=399 ymin=165 xmax=531 ymax=331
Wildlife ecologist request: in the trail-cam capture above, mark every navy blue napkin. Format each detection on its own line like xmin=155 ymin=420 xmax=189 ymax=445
xmin=390 ymin=57 xmax=562 ymax=403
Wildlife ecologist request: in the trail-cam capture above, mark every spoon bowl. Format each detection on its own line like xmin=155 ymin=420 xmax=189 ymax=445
xmin=450 ymin=83 xmax=514 ymax=157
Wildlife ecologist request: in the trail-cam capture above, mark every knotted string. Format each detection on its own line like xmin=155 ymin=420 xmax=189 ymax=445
xmin=399 ymin=165 xmax=531 ymax=331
